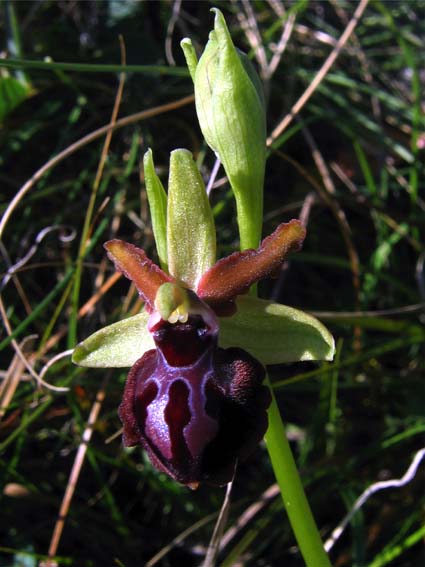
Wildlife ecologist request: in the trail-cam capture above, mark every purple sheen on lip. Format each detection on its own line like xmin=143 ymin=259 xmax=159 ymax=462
xmin=119 ymin=344 xmax=220 ymax=483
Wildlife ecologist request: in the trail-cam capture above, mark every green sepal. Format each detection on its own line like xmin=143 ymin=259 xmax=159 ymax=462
xmin=167 ymin=148 xmax=216 ymax=288
xmin=219 ymin=296 xmax=335 ymax=364
xmin=188 ymin=8 xmax=267 ymax=250
xmin=72 ymin=312 xmax=154 ymax=368
xmin=143 ymin=149 xmax=168 ymax=271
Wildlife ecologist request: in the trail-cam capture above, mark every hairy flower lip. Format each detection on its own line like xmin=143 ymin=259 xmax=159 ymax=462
xmin=118 ymin=337 xmax=271 ymax=486
xmin=115 ymin=279 xmax=272 ymax=487
xmin=118 ymin=346 xmax=219 ymax=485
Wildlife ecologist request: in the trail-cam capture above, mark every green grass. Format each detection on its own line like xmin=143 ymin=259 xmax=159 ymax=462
xmin=1 ymin=1 xmax=424 ymax=566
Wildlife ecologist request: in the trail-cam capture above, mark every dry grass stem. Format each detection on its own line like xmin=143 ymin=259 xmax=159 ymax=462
xmin=267 ymin=0 xmax=370 ymax=144
xmin=324 ymin=448 xmax=425 ymax=552
xmin=42 ymin=376 xmax=110 ymax=565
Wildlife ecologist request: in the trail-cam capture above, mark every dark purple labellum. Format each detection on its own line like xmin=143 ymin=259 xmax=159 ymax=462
xmin=118 ymin=310 xmax=271 ymax=486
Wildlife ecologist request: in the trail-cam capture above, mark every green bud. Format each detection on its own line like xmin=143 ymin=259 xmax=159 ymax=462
xmin=181 ymin=8 xmax=267 ymax=250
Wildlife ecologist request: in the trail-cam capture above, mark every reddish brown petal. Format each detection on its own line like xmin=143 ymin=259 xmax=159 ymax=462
xmin=197 ymin=220 xmax=306 ymax=305
xmin=104 ymin=240 xmax=173 ymax=309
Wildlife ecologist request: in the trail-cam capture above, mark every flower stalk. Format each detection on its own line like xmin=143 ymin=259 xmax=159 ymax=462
xmin=265 ymin=382 xmax=333 ymax=567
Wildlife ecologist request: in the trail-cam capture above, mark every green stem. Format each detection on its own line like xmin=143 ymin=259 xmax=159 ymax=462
xmin=265 ymin=376 xmax=332 ymax=567
xmin=0 ymin=58 xmax=189 ymax=77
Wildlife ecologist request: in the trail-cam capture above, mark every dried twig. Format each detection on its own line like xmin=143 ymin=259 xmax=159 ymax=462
xmin=300 ymin=124 xmax=361 ymax=316
xmin=267 ymin=0 xmax=370 ymax=144
xmin=203 ymin=477 xmax=235 ymax=567
xmin=0 ymin=336 xmax=36 ymax=421
xmin=145 ymin=513 xmax=219 ymax=567
xmin=237 ymin=0 xmax=268 ymax=79
xmin=330 ymin=0 xmax=382 ymax=122
xmin=267 ymin=11 xmax=296 ymax=78
xmin=165 ymin=0 xmax=182 ymax=66
xmin=40 ymin=375 xmax=110 ymax=567
xmin=324 ymin=448 xmax=425 ymax=552
xmin=219 ymin=483 xmax=279 ymax=551
xmin=41 ymin=37 xmax=129 ymax=565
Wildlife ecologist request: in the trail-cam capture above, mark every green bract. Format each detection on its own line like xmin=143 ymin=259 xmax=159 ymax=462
xmin=181 ymin=8 xmax=266 ymax=250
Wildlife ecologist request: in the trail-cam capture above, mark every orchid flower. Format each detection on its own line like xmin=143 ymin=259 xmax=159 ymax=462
xmin=73 ymin=149 xmax=334 ymax=488
xmin=72 ymin=9 xmax=334 ymax=491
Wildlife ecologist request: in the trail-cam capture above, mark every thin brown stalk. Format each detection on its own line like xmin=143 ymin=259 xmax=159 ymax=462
xmin=266 ymin=0 xmax=284 ymax=19
xmin=165 ymin=0 xmax=182 ymax=66
xmin=300 ymin=124 xmax=361 ymax=346
xmin=267 ymin=12 xmax=296 ymax=78
xmin=41 ymin=375 xmax=110 ymax=567
xmin=0 ymin=93 xmax=194 ymax=241
xmin=272 ymin=150 xmax=331 ymax=200
xmin=80 ymin=273 xmax=122 ymax=317
xmin=267 ymin=0 xmax=370 ymax=144
xmin=0 ymin=295 xmax=64 ymax=391
xmin=203 ymin=478 xmax=234 ymax=567
xmin=219 ymin=483 xmax=279 ymax=551
xmin=330 ymin=0 xmax=382 ymax=122
xmin=270 ymin=190 xmax=317 ymax=301
xmin=0 ymin=336 xmax=36 ymax=422
xmin=35 ymin=271 xmax=122 ymax=359
xmin=145 ymin=512 xmax=219 ymax=567
xmin=238 ymin=0 xmax=268 ymax=79
xmin=0 ymin=240 xmax=33 ymax=316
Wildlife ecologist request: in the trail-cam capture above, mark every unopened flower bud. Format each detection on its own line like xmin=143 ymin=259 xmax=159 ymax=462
xmin=181 ymin=9 xmax=267 ymax=249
